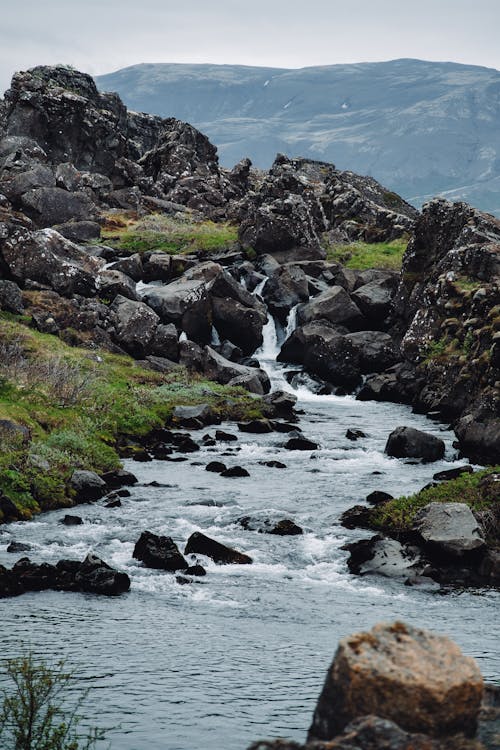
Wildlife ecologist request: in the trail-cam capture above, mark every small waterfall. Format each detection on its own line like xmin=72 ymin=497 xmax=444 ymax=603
xmin=254 ymin=278 xmax=267 ymax=297
xmin=284 ymin=305 xmax=298 ymax=340
xmin=256 ymin=315 xmax=280 ymax=361
xmin=211 ymin=326 xmax=221 ymax=346
xmin=179 ymin=331 xmax=188 ymax=343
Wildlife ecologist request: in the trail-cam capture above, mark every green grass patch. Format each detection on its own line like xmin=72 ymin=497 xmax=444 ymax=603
xmin=0 ymin=315 xmax=263 ymax=520
xmin=101 ymin=212 xmax=238 ymax=256
xmin=369 ymin=467 xmax=500 ymax=544
xmin=324 ymin=238 xmax=408 ymax=270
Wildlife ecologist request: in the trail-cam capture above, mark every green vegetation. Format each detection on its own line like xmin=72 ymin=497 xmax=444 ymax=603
xmin=324 ymin=238 xmax=408 ymax=270
xmin=0 ymin=653 xmax=104 ymax=750
xmin=101 ymin=212 xmax=238 ymax=256
xmin=0 ymin=314 xmax=263 ymax=521
xmin=370 ymin=467 xmax=500 ymax=544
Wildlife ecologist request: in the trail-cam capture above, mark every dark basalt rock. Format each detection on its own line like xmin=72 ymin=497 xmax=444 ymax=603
xmin=433 ymin=465 xmax=474 ymax=481
xmin=172 ymin=403 xmax=218 ymax=429
xmin=205 ymin=461 xmax=227 ymax=473
xmin=366 ymin=490 xmax=393 ymax=506
xmin=220 ymin=466 xmax=250 ymax=478
xmin=262 ymin=389 xmax=297 ymax=417
xmin=385 ymin=426 xmax=445 ymax=462
xmin=340 ymin=505 xmax=374 ymax=529
xmin=0 ymin=279 xmax=24 ymax=314
xmin=260 ymin=460 xmax=287 ymax=469
xmin=101 ymin=469 xmax=138 ymax=488
xmin=60 ymin=514 xmax=83 ymax=526
xmin=346 ymin=429 xmax=366 ymax=441
xmin=238 ymin=420 xmax=273 ymax=434
xmin=185 ymin=531 xmax=252 ymax=564
xmin=0 ymin=554 xmax=130 ymax=598
xmin=6 ymin=541 xmax=31 ymax=553
xmin=105 ymin=499 xmax=122 ymax=508
xmin=238 ymin=516 xmax=302 ymax=535
xmin=268 ymin=519 xmax=303 ymax=536
xmin=133 ymin=530 xmax=188 ymax=571
xmin=215 ymin=430 xmax=238 ymax=442
xmin=284 ymin=437 xmax=319 ymax=451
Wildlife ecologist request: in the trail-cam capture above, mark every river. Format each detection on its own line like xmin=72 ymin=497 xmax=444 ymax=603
xmin=0 ymin=312 xmax=498 ymax=750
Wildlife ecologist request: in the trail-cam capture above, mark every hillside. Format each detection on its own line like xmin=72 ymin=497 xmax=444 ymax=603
xmin=96 ymin=59 xmax=500 ymax=215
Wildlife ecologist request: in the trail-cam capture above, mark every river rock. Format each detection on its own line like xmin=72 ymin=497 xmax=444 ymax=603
xmin=385 ymin=426 xmax=445 ymax=462
xmin=346 ymin=429 xmax=366 ymax=441
xmin=212 ymin=296 xmax=266 ymax=355
xmin=69 ymin=470 xmax=106 ymax=503
xmin=184 ymin=531 xmax=252 ymax=564
xmin=220 ymin=466 xmax=250 ymax=478
xmin=284 ymin=437 xmax=319 ymax=451
xmin=345 ymin=536 xmax=423 ymax=577
xmin=307 ymin=621 xmax=484 ymax=741
xmin=344 ymin=331 xmax=399 ymax=372
xmin=238 ymin=420 xmax=273 ymax=434
xmin=203 ymin=346 xmax=270 ymax=394
xmin=101 ymin=469 xmax=138 ymax=489
xmin=205 ymin=461 xmax=227 ymax=473
xmin=412 ymin=502 xmax=486 ymax=559
xmin=133 ymin=531 xmax=188 ymax=571
xmin=433 ymin=465 xmax=474 ymax=481
xmin=366 ymin=490 xmax=393 ymax=505
xmin=262 ymin=390 xmax=297 ymax=417
xmin=339 ymin=505 xmax=373 ymax=529
xmin=73 ymin=553 xmax=131 ymax=595
xmin=60 ymin=514 xmax=83 ymax=526
xmin=6 ymin=541 xmax=31 ymax=553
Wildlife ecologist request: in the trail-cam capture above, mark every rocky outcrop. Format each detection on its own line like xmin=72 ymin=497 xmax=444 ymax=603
xmin=0 ymin=553 xmax=130 ymax=597
xmin=308 ymin=621 xmax=483 ymax=741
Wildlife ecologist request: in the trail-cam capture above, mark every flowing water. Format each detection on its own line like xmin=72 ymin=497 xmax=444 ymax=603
xmin=0 ymin=309 xmax=498 ymax=750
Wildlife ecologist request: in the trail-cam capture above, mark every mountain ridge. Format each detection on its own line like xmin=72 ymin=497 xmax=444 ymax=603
xmin=96 ymin=58 xmax=500 ymax=215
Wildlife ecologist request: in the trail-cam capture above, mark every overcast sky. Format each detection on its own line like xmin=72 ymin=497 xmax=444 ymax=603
xmin=1 ymin=0 xmax=499 ymax=92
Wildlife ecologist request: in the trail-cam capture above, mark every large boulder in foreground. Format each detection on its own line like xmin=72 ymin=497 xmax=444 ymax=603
xmin=308 ymin=621 xmax=483 ymax=741
xmin=385 ymin=426 xmax=445 ymax=462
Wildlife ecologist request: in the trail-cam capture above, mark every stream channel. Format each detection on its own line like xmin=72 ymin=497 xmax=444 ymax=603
xmin=0 ymin=306 xmax=498 ymax=750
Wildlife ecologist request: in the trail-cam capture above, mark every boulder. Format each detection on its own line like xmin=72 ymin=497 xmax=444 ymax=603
xmin=238 ymin=420 xmax=273 ymax=434
xmin=53 ymin=220 xmax=101 ymax=243
xmin=262 ymin=264 xmax=309 ymax=323
xmin=0 ymin=164 xmax=56 ymax=201
xmin=212 ymin=296 xmax=266 ymax=355
xmin=109 ymin=295 xmax=160 ymax=358
xmin=203 ymin=346 xmax=270 ymax=394
xmin=339 ymin=505 xmax=373 ymax=529
xmin=284 ymin=437 xmax=319 ymax=451
xmin=296 ymin=286 xmax=364 ymax=330
xmin=308 ymin=621 xmax=484 ymax=741
xmin=433 ymin=465 xmax=474 ymax=481
xmin=1 ymin=227 xmax=103 ymax=297
xmin=133 ymin=531 xmax=188 ymax=571
xmin=69 ymin=470 xmax=106 ymax=503
xmin=21 ymin=186 xmax=99 ymax=227
xmin=455 ymin=417 xmax=500 ymax=466
xmin=60 ymin=515 xmax=83 ymax=526
xmin=412 ymin=502 xmax=486 ymax=559
xmin=220 ymin=466 xmax=250 ymax=478
xmin=101 ymin=469 xmax=138 ymax=488
xmin=0 ymin=279 xmax=24 ymax=314
xmin=351 ymin=276 xmax=398 ymax=324
xmin=73 ymin=553 xmax=131 ymax=595
xmin=185 ymin=531 xmax=252 ymax=564
xmin=142 ymin=277 xmax=211 ymax=343
xmin=344 ymin=331 xmax=399 ymax=373
xmin=385 ymin=426 xmax=445 ymax=462
xmin=150 ymin=322 xmax=179 ymax=361
xmin=205 ymin=461 xmax=227 ymax=473
xmin=108 ymin=253 xmax=143 ymax=281
xmin=262 ymin=390 xmax=297 ymax=417
xmin=98 ymin=269 xmax=138 ymax=302
xmin=345 ymin=536 xmax=423 ymax=577
xmin=172 ymin=404 xmax=217 ymax=429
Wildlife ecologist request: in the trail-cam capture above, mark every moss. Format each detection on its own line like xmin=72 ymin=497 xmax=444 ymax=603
xmin=0 ymin=316 xmax=264 ymax=520
xmin=324 ymin=238 xmax=408 ymax=270
xmin=369 ymin=467 xmax=500 ymax=543
xmin=101 ymin=212 xmax=238 ymax=256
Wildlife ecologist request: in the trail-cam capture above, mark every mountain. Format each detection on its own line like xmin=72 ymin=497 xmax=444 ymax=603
xmin=96 ymin=59 xmax=500 ymax=215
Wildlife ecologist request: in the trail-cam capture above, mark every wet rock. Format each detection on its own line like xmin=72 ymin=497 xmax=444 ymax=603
xmin=185 ymin=531 xmax=252 ymax=564
xmin=220 ymin=466 xmax=250 ymax=478
xmin=307 ymin=621 xmax=484 ymax=741
xmin=215 ymin=430 xmax=238 ymax=442
xmin=284 ymin=437 xmax=319 ymax=451
xmin=345 ymin=535 xmax=423 ymax=577
xmin=260 ymin=460 xmax=287 ymax=469
xmin=206 ymin=461 xmax=227 ymax=473
xmin=385 ymin=426 xmax=445 ymax=462
xmin=185 ymin=564 xmax=207 ymax=576
xmin=133 ymin=530 xmax=188 ymax=571
xmin=268 ymin=519 xmax=303 ymax=536
xmin=212 ymin=296 xmax=267 ymax=355
xmin=346 ymin=429 xmax=366 ymax=441
xmin=412 ymin=502 xmax=486 ymax=559
xmin=6 ymin=541 xmax=31 ymax=553
xmin=101 ymin=469 xmax=138 ymax=489
xmin=73 ymin=553 xmax=131 ymax=595
xmin=105 ymin=499 xmax=122 ymax=508
xmin=238 ymin=420 xmax=273 ymax=434
xmin=203 ymin=346 xmax=270 ymax=395
xmin=60 ymin=514 xmax=83 ymax=526
xmin=269 ymin=421 xmax=299 ymax=433
xmin=262 ymin=390 xmax=297 ymax=417
xmin=344 ymin=331 xmax=399 ymax=372
xmin=69 ymin=470 xmax=106 ymax=503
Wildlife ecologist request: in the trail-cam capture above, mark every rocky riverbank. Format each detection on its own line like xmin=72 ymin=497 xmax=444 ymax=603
xmin=0 ymin=63 xmax=498 ymax=596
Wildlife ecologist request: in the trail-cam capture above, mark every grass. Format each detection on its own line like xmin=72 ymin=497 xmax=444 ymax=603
xmin=369 ymin=467 xmax=500 ymax=545
xmin=0 ymin=314 xmax=263 ymax=521
xmin=324 ymin=238 xmax=408 ymax=270
xmin=101 ymin=212 xmax=239 ymax=256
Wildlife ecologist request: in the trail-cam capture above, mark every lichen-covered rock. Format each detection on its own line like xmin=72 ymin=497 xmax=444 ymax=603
xmin=109 ymin=295 xmax=160 ymax=357
xmin=412 ymin=502 xmax=486 ymax=559
xmin=308 ymin=621 xmax=484 ymax=741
